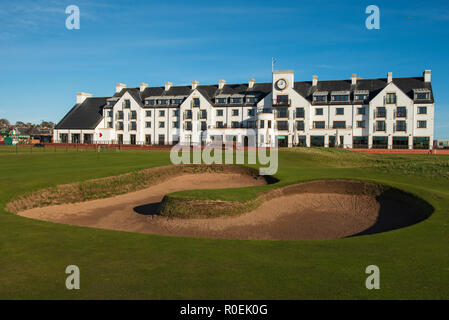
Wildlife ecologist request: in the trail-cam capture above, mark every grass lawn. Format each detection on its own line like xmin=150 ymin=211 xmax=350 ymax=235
xmin=0 ymin=146 xmax=448 ymax=299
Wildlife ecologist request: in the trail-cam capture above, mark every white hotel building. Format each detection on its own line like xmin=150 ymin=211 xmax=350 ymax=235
xmin=54 ymin=69 xmax=435 ymax=149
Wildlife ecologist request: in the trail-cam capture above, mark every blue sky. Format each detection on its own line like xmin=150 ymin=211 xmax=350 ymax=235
xmin=0 ymin=0 xmax=448 ymax=138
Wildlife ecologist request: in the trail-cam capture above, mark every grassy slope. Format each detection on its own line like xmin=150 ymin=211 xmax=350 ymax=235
xmin=0 ymin=147 xmax=448 ymax=299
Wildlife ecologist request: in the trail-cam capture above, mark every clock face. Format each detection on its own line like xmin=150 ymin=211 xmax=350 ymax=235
xmin=276 ymin=79 xmax=288 ymax=90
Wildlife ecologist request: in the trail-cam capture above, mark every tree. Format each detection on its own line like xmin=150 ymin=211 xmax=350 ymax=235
xmin=40 ymin=121 xmax=55 ymax=128
xmin=15 ymin=121 xmax=26 ymax=127
xmin=0 ymin=118 xmax=10 ymax=127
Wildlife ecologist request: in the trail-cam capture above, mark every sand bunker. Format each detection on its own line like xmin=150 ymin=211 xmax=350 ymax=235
xmin=17 ymin=173 xmax=432 ymax=240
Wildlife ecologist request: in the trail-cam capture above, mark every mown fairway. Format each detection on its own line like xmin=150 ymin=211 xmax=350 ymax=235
xmin=0 ymin=146 xmax=448 ymax=299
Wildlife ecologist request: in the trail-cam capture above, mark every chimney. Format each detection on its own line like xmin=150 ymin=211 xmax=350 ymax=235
xmin=76 ymin=92 xmax=92 ymax=104
xmin=248 ymin=78 xmax=255 ymax=89
xmin=218 ymin=79 xmax=226 ymax=90
xmin=192 ymin=80 xmax=199 ymax=90
xmin=165 ymin=81 xmax=172 ymax=91
xmin=116 ymin=83 xmax=126 ymax=93
xmin=387 ymin=72 xmax=393 ymax=83
xmin=351 ymin=73 xmax=357 ymax=85
xmin=312 ymin=75 xmax=318 ymax=86
xmin=140 ymin=82 xmax=148 ymax=92
xmin=423 ymin=70 xmax=431 ymax=83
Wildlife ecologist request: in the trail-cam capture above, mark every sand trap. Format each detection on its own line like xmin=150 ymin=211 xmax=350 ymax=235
xmin=17 ymin=174 xmax=432 ymax=240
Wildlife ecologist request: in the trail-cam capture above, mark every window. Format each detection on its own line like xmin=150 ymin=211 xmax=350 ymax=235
xmin=201 ymin=121 xmax=207 ymax=131
xmin=276 ymin=95 xmax=289 ymax=104
xmin=173 ymin=110 xmax=179 ymax=117
xmin=247 ymin=121 xmax=256 ymax=129
xmin=296 ymin=121 xmax=304 ymax=131
xmin=185 ymin=110 xmax=192 ymax=119
xmin=376 ymin=121 xmax=386 ymax=131
xmin=145 ymin=135 xmax=152 ymax=145
xmin=246 ymin=97 xmax=257 ymax=103
xmin=357 ymin=107 xmax=365 ymax=115
xmin=145 ymin=122 xmax=151 ymax=128
xmin=296 ymin=108 xmax=304 ymax=118
xmin=117 ymin=111 xmax=124 ymax=120
xmin=416 ymin=92 xmax=429 ymax=100
xmin=386 ymin=93 xmax=397 ymax=104
xmin=315 ymin=108 xmax=324 ymax=115
xmin=417 ymin=120 xmax=427 ymax=128
xmin=333 ymin=121 xmax=346 ymax=129
xmin=108 ymin=101 xmax=115 ymax=106
xmin=107 ymin=111 xmax=113 ymax=117
xmin=123 ymin=99 xmax=130 ymax=108
xmin=216 ymin=121 xmax=224 ymax=128
xmin=396 ymin=107 xmax=407 ymax=118
xmin=159 ymin=99 xmax=168 ymax=105
xmin=313 ymin=121 xmax=325 ymax=129
xmin=355 ymin=94 xmax=368 ymax=101
xmin=158 ymin=134 xmax=165 ymax=145
xmin=159 ymin=110 xmax=165 ymax=117
xmin=159 ymin=121 xmax=165 ymax=128
xmin=200 ymin=110 xmax=207 ymax=119
xmin=376 ymin=107 xmax=386 ymax=117
xmin=231 ymin=121 xmax=240 ymax=128
xmin=260 ymin=120 xmax=265 ymax=128
xmin=184 ymin=121 xmax=192 ymax=130
xmin=232 ymin=109 xmax=239 ymax=116
xmin=247 ymin=109 xmax=255 ymax=116
xmin=147 ymin=99 xmax=155 ymax=105
xmin=336 ymin=108 xmax=344 ymax=115
xmin=172 ymin=99 xmax=183 ymax=104
xmin=107 ymin=122 xmax=112 ymax=128
xmin=216 ymin=98 xmax=227 ymax=104
xmin=145 ymin=110 xmax=152 ymax=117
xmin=173 ymin=121 xmax=179 ymax=128
xmin=60 ymin=133 xmax=68 ymax=143
xmin=332 ymin=95 xmax=349 ymax=102
xmin=231 ymin=97 xmax=242 ymax=103
xmin=117 ymin=122 xmax=124 ymax=130
xmin=268 ymin=120 xmax=272 ymax=129
xmin=314 ymin=95 xmax=326 ymax=102
xmin=193 ymin=98 xmax=200 ymax=107
xmin=216 ymin=109 xmax=224 ymax=116
xmin=130 ymin=111 xmax=137 ymax=120
xmin=418 ymin=107 xmax=427 ymax=114
xmin=357 ymin=121 xmax=365 ymax=128
xmin=130 ymin=122 xmax=137 ymax=131
xmin=276 ymin=121 xmax=288 ymax=131
xmin=396 ymin=120 xmax=406 ymax=131
xmin=276 ymin=108 xmax=288 ymax=118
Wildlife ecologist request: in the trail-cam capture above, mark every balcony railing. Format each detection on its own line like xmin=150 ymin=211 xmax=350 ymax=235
xmin=310 ymin=125 xmax=353 ymax=130
xmin=274 ymin=111 xmax=289 ymax=119
xmin=272 ymin=99 xmax=291 ymax=107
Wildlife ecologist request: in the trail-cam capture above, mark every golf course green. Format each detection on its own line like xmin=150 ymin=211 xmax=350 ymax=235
xmin=0 ymin=146 xmax=448 ymax=299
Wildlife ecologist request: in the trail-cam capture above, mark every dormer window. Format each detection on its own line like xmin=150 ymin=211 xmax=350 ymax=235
xmin=231 ymin=97 xmax=242 ymax=104
xmin=313 ymin=91 xmax=328 ymax=102
xmin=246 ymin=96 xmax=258 ymax=103
xmin=108 ymin=100 xmax=115 ymax=106
xmin=355 ymin=94 xmax=368 ymax=101
xmin=172 ymin=99 xmax=183 ymax=104
xmin=216 ymin=98 xmax=227 ymax=104
xmin=414 ymin=89 xmax=430 ymax=100
xmin=159 ymin=99 xmax=168 ymax=105
xmin=146 ymin=99 xmax=155 ymax=105
xmin=332 ymin=95 xmax=349 ymax=101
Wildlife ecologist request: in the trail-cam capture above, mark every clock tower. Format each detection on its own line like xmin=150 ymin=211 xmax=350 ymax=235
xmin=272 ymin=70 xmax=294 ymax=95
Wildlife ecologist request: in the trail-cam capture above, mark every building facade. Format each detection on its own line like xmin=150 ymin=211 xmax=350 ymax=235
xmin=54 ymin=69 xmax=435 ymax=149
